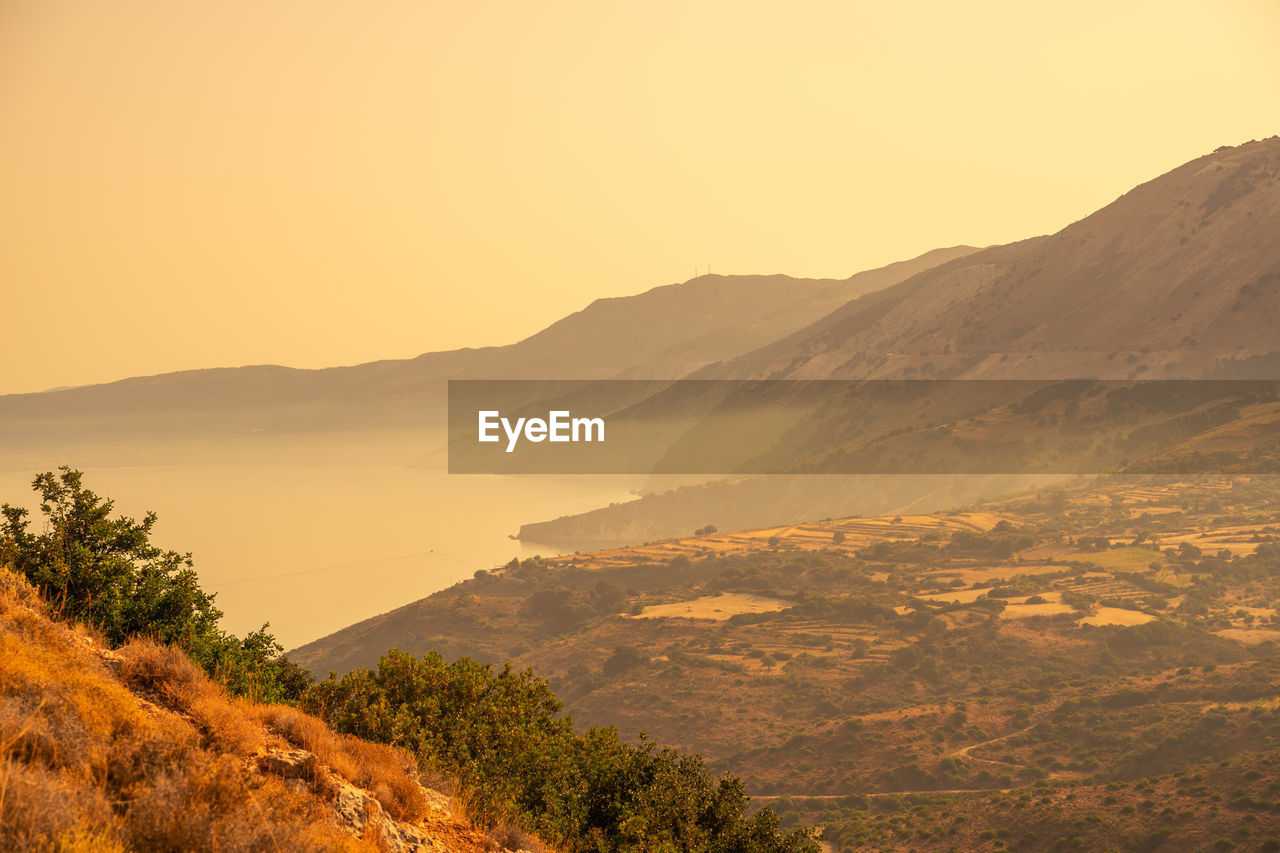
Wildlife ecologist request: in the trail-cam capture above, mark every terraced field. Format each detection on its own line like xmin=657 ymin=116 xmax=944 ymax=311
xmin=294 ymin=475 xmax=1280 ymax=850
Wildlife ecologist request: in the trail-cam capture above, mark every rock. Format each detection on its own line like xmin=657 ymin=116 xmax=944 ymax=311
xmin=97 ymin=648 xmax=124 ymax=673
xmin=329 ymin=774 xmax=448 ymax=852
xmin=258 ymin=747 xmax=450 ymax=852
xmin=422 ymin=786 xmax=453 ymax=818
xmin=258 ymin=748 xmax=315 ymax=779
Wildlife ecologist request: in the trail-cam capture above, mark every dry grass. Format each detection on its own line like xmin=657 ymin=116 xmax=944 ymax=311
xmin=489 ymin=817 xmax=552 ymax=853
xmin=117 ymin=639 xmax=262 ymax=757
xmin=0 ymin=566 xmax=524 ymax=853
xmin=0 ymin=589 xmax=180 ymax=789
xmin=632 ymin=592 xmax=789 ymax=620
xmin=123 ymin=753 xmax=368 ymax=853
xmin=916 ymin=586 xmax=996 ymax=604
xmin=1213 ymin=626 xmax=1280 ymax=644
xmin=1058 ymin=546 xmax=1161 ymax=571
xmin=0 ymin=759 xmax=124 ymax=852
xmin=1079 ymin=606 xmax=1154 ymax=627
xmin=0 ymin=569 xmax=376 ymax=852
xmin=253 ymin=703 xmax=431 ymax=823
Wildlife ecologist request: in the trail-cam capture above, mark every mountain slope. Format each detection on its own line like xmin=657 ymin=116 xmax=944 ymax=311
xmin=0 ymin=568 xmax=503 ymax=853
xmin=713 ymin=137 xmax=1280 ymax=381
xmin=519 ymin=137 xmax=1280 ymax=544
xmin=0 ymin=248 xmax=972 ymax=470
xmin=484 ymin=245 xmax=975 ymax=381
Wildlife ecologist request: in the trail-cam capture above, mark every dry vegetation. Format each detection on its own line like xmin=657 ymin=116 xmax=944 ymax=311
xmin=295 ymin=475 xmax=1280 ymax=850
xmin=0 ymin=568 xmax=525 ymax=853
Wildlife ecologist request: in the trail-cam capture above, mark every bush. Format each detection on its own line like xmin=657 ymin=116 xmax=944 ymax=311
xmin=1 ymin=468 xmax=309 ymax=702
xmin=306 ymin=649 xmax=818 ymax=853
xmin=602 ymin=644 xmax=649 ymax=677
xmin=0 ymin=468 xmax=219 ymax=647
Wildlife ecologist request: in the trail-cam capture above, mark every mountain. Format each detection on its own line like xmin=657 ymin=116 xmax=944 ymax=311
xmin=0 ymin=247 xmax=973 ymax=471
xmin=472 ymin=245 xmax=976 ymax=381
xmin=709 ymin=137 xmax=1280 ymax=382
xmin=515 ymin=138 xmax=1280 ymax=544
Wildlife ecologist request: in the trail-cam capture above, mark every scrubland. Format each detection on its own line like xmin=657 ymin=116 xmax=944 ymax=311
xmin=297 ymin=476 xmax=1280 ymax=851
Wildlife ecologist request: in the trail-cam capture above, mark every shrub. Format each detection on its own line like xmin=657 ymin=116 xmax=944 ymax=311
xmin=306 ymin=649 xmax=818 ymax=853
xmin=0 ymin=468 xmax=220 ymax=647
xmin=602 ymin=644 xmax=649 ymax=677
xmin=1 ymin=468 xmax=310 ymax=702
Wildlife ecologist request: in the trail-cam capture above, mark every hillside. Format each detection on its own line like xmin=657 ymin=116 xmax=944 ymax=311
xmin=295 ymin=474 xmax=1280 ymax=850
xmin=0 ymin=567 xmax=504 ymax=853
xmin=517 ymin=137 xmax=1280 ymax=544
xmin=0 ymin=248 xmax=971 ymax=472
xmin=710 ymin=137 xmax=1280 ymax=382
xmin=515 ymin=474 xmax=1064 ymax=550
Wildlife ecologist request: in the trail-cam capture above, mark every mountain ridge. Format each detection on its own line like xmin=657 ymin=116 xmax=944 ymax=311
xmin=708 ymin=137 xmax=1280 ymax=382
xmin=513 ymin=137 xmax=1280 ymax=544
xmin=0 ymin=247 xmax=975 ymax=470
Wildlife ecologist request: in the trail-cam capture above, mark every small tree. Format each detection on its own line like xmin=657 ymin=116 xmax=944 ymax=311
xmin=1 ymin=467 xmax=219 ymax=645
xmin=0 ymin=467 xmax=309 ymax=702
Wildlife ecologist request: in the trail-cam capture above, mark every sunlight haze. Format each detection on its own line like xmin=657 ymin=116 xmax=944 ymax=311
xmin=1 ymin=0 xmax=1277 ymax=392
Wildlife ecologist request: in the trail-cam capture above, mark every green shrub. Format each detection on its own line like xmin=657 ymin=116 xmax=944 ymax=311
xmin=306 ymin=649 xmax=817 ymax=853
xmin=0 ymin=468 xmax=308 ymax=703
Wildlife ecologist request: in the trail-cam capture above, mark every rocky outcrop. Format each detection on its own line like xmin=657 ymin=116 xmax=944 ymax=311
xmin=256 ymin=746 xmax=460 ymax=853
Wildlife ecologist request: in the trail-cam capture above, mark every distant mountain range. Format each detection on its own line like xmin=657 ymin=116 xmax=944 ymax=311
xmin=515 ymin=137 xmax=1280 ymax=544
xmin=4 ymin=138 xmax=1279 ymax=546
xmin=0 ymin=247 xmax=974 ymax=470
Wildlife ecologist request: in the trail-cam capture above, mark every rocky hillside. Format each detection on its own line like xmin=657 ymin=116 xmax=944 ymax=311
xmin=0 ymin=467 xmax=820 ymax=853
xmin=0 ymin=567 xmax=529 ymax=853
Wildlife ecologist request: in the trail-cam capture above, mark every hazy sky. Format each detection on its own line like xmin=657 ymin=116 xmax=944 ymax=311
xmin=2 ymin=1 xmax=1278 ymax=394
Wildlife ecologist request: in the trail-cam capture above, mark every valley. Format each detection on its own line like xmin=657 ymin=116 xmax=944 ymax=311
xmin=295 ymin=475 xmax=1280 ymax=850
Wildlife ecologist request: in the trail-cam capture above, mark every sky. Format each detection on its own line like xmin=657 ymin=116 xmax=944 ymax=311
xmin=2 ymin=0 xmax=1278 ymax=394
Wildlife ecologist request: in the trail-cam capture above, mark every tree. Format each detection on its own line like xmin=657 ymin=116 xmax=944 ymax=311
xmin=1 ymin=467 xmax=219 ymax=645
xmin=0 ymin=467 xmax=309 ymax=702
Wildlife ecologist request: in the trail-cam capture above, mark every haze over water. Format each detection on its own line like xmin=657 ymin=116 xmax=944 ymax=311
xmin=0 ymin=465 xmax=638 ymax=649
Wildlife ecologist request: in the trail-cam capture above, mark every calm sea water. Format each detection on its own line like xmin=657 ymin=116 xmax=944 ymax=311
xmin=0 ymin=465 xmax=639 ymax=649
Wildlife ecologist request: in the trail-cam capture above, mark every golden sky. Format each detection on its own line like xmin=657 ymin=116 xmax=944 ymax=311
xmin=2 ymin=0 xmax=1278 ymax=394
